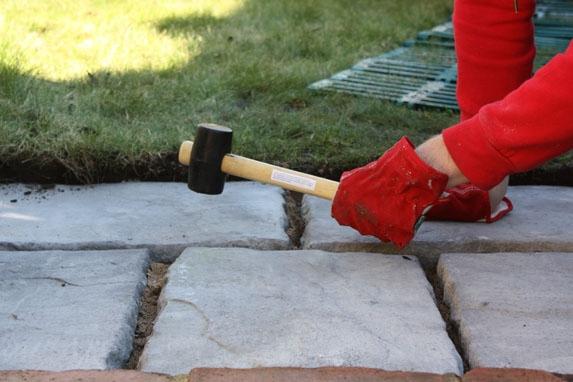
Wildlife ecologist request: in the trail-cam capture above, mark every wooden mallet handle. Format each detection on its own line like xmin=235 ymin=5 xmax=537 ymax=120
xmin=179 ymin=141 xmax=339 ymax=200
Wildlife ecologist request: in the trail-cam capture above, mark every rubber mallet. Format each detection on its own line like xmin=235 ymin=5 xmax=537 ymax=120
xmin=179 ymin=123 xmax=339 ymax=199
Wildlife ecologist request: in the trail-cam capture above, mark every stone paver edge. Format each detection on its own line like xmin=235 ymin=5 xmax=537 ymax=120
xmin=0 ymin=240 xmax=291 ymax=262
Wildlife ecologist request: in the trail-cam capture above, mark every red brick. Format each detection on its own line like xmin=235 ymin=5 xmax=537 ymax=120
xmin=463 ymin=368 xmax=565 ymax=382
xmin=0 ymin=370 xmax=174 ymax=382
xmin=187 ymin=367 xmax=460 ymax=382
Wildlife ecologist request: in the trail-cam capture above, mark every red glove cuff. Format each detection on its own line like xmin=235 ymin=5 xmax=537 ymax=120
xmin=331 ymin=137 xmax=448 ymax=249
xmin=426 ymin=183 xmax=513 ymax=223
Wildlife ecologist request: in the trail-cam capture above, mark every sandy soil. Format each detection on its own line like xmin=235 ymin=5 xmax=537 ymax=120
xmin=127 ymin=262 xmax=169 ymax=369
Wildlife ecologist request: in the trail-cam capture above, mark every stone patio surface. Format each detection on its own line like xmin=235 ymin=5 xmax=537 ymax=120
xmin=0 ymin=182 xmax=289 ymax=261
xmin=301 ymin=186 xmax=573 ymax=267
xmin=139 ymin=247 xmax=463 ymax=376
xmin=1 ymin=182 xmax=571 ymax=376
xmin=0 ymin=249 xmax=150 ymax=371
xmin=438 ymin=252 xmax=573 ymax=374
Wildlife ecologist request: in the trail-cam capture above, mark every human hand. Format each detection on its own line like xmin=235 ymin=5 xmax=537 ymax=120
xmin=415 ymin=135 xmax=468 ymax=188
xmin=417 ymin=136 xmax=512 ymax=223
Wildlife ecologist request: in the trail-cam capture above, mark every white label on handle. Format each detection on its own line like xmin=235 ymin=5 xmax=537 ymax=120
xmin=271 ymin=169 xmax=316 ymax=191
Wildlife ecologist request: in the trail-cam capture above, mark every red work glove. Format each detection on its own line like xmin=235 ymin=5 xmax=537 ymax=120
xmin=426 ymin=184 xmax=513 ymax=223
xmin=331 ymin=137 xmax=448 ymax=249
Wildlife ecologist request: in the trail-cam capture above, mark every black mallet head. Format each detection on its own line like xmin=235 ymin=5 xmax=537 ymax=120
xmin=188 ymin=123 xmax=233 ymax=195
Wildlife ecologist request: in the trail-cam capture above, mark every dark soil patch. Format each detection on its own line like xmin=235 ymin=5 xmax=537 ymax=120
xmin=126 ymin=262 xmax=169 ymax=369
xmin=510 ymin=165 xmax=573 ymax=187
xmin=0 ymin=153 xmax=186 ymax=185
xmin=1 ymin=155 xmax=571 ymax=186
xmin=284 ymin=191 xmax=305 ymax=248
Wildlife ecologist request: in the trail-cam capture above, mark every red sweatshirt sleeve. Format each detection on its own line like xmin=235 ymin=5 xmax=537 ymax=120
xmin=453 ymin=0 xmax=536 ymax=121
xmin=443 ymin=41 xmax=573 ymax=190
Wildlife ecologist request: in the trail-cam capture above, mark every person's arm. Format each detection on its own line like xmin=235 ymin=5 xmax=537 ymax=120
xmin=418 ymin=36 xmax=573 ymax=216
xmin=331 ymin=5 xmax=573 ymax=247
xmin=452 ymin=0 xmax=536 ymax=209
xmin=453 ymin=0 xmax=536 ymax=121
xmin=422 ymin=0 xmax=535 ymax=222
xmin=442 ymin=41 xmax=573 ymax=190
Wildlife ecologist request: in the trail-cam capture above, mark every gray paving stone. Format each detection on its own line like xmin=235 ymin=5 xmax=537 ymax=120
xmin=0 ymin=182 xmax=289 ymax=261
xmin=139 ymin=247 xmax=462 ymax=375
xmin=438 ymin=252 xmax=573 ymax=374
xmin=302 ymin=186 xmax=573 ymax=268
xmin=0 ymin=249 xmax=150 ymax=371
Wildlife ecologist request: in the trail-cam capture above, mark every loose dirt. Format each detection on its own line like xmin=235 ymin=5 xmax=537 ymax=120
xmin=284 ymin=191 xmax=305 ymax=248
xmin=126 ymin=262 xmax=169 ymax=369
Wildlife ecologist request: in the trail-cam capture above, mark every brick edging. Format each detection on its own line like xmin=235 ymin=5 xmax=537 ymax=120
xmin=0 ymin=368 xmax=569 ymax=382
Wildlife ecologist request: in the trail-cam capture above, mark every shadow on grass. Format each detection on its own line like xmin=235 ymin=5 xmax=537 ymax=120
xmin=0 ymin=0 xmax=571 ymax=185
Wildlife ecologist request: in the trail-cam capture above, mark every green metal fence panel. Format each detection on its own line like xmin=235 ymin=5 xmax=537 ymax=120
xmin=309 ymin=0 xmax=572 ymax=110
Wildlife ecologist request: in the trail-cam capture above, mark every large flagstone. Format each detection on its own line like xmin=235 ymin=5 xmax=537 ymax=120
xmin=0 ymin=182 xmax=289 ymax=261
xmin=438 ymin=252 xmax=573 ymax=374
xmin=139 ymin=247 xmax=462 ymax=375
xmin=0 ymin=249 xmax=149 ymax=370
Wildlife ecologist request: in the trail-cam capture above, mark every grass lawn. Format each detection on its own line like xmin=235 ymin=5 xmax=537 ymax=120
xmin=0 ymin=0 xmax=570 ymax=184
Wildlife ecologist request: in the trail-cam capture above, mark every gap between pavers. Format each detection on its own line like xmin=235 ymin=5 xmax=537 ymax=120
xmin=0 ymin=182 xmax=290 ymax=262
xmin=138 ymin=247 xmax=463 ymax=376
xmin=127 ymin=262 xmax=170 ymax=369
xmin=0 ymin=249 xmax=150 ymax=371
xmin=424 ymin=266 xmax=470 ymax=372
xmin=301 ymin=186 xmax=573 ymax=269
xmin=438 ymin=252 xmax=573 ymax=375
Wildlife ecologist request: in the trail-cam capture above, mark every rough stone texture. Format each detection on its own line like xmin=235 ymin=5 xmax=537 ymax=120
xmin=462 ymin=368 xmax=566 ymax=382
xmin=302 ymin=186 xmax=573 ymax=268
xmin=139 ymin=248 xmax=462 ymax=376
xmin=0 ymin=370 xmax=181 ymax=382
xmin=0 ymin=249 xmax=150 ymax=371
xmin=188 ymin=368 xmax=460 ymax=382
xmin=0 ymin=182 xmax=289 ymax=261
xmin=438 ymin=252 xmax=573 ymax=374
